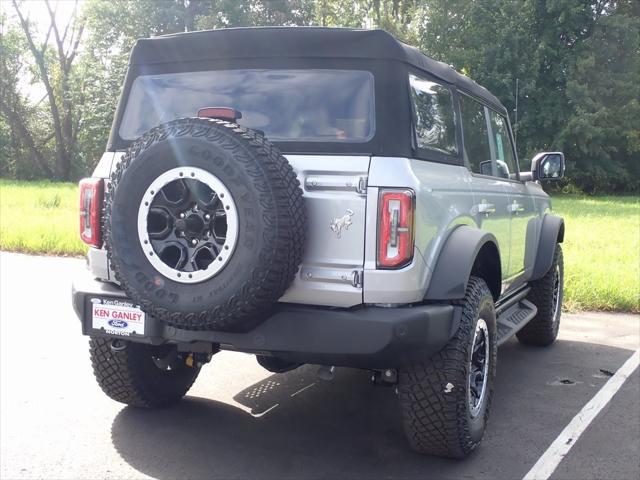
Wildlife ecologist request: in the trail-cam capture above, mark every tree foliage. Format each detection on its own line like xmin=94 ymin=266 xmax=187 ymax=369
xmin=1 ymin=0 xmax=85 ymax=180
xmin=0 ymin=0 xmax=637 ymax=192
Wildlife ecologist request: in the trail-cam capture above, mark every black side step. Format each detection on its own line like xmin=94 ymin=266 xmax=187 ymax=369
xmin=496 ymin=299 xmax=537 ymax=345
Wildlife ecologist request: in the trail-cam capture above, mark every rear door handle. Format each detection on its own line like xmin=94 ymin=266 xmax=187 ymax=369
xmin=508 ymin=201 xmax=525 ymax=214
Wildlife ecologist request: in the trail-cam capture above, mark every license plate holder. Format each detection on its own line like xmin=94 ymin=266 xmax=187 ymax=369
xmin=89 ymin=297 xmax=146 ymax=337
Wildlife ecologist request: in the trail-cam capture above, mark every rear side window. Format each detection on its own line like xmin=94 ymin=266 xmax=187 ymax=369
xmin=409 ymin=74 xmax=457 ymax=156
xmin=459 ymin=94 xmax=492 ymax=175
xmin=119 ymin=69 xmax=375 ymax=143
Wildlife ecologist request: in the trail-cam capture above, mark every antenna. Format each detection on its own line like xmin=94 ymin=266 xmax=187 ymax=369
xmin=514 ymin=78 xmax=519 ymax=146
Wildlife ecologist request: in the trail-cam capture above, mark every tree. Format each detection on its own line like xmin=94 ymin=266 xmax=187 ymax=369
xmin=196 ymin=0 xmax=315 ymax=28
xmin=1 ymin=0 xmax=637 ymax=192
xmin=0 ymin=0 xmax=86 ymax=180
xmin=416 ymin=0 xmax=638 ymax=192
xmin=1 ymin=14 xmax=56 ymax=178
xmin=559 ymin=0 xmax=640 ymax=192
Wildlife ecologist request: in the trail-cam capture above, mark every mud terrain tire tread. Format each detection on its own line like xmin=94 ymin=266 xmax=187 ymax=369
xmin=397 ymin=276 xmax=497 ymax=458
xmin=89 ymin=337 xmax=200 ymax=407
xmin=104 ymin=118 xmax=306 ymax=331
xmin=517 ymin=244 xmax=563 ymax=346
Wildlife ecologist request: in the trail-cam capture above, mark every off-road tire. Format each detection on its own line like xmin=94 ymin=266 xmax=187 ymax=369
xmin=89 ymin=337 xmax=200 ymax=407
xmin=105 ymin=117 xmax=306 ymax=332
xmin=397 ymin=276 xmax=497 ymax=458
xmin=517 ymin=244 xmax=564 ymax=346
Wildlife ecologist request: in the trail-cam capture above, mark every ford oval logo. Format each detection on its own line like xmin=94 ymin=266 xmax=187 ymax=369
xmin=108 ymin=319 xmax=128 ymax=329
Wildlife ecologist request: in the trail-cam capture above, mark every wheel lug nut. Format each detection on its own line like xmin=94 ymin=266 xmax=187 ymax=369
xmin=204 ymin=214 xmax=211 ymax=220
xmin=191 ymin=239 xmax=197 ymax=246
xmin=179 ymin=213 xmax=185 ymax=218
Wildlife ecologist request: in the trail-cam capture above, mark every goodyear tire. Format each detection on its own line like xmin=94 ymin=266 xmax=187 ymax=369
xmin=105 ymin=118 xmax=306 ymax=332
xmin=397 ymin=277 xmax=497 ymax=458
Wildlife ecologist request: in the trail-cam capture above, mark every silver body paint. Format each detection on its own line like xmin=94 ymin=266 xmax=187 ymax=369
xmin=87 ymin=151 xmax=551 ymax=305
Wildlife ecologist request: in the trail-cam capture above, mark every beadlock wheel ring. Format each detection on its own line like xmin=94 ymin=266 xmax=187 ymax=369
xmin=137 ymin=167 xmax=238 ymax=284
xmin=468 ymin=317 xmax=490 ymax=418
xmin=552 ymin=264 xmax=562 ymax=323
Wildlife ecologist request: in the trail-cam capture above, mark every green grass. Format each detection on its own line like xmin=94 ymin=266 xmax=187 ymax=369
xmin=0 ymin=179 xmax=638 ymax=312
xmin=0 ymin=179 xmax=87 ymax=256
xmin=552 ymin=195 xmax=639 ymax=313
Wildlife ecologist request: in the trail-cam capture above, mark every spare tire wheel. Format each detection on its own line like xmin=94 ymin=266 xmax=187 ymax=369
xmin=105 ymin=117 xmax=306 ymax=332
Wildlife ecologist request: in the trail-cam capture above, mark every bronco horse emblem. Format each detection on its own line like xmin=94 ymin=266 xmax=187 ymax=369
xmin=330 ymin=209 xmax=355 ymax=238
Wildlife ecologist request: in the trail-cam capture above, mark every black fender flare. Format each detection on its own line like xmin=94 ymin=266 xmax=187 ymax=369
xmin=424 ymin=225 xmax=501 ymax=301
xmin=531 ymin=214 xmax=565 ymax=280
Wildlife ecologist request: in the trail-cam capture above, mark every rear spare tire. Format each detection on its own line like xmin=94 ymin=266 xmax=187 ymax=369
xmin=105 ymin=118 xmax=305 ymax=331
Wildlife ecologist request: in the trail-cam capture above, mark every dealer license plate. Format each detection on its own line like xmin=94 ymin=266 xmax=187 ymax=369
xmin=91 ymin=297 xmax=145 ymax=336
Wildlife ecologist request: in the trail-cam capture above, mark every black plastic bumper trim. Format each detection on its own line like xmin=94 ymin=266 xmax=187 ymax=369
xmin=72 ymin=272 xmax=460 ymax=369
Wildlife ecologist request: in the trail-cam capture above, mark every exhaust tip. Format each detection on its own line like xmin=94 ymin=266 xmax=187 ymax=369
xmin=110 ymin=339 xmax=128 ymax=352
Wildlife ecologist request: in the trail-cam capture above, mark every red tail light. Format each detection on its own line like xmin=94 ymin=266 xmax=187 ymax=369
xmin=197 ymin=107 xmax=242 ymax=122
xmin=377 ymin=189 xmax=415 ymax=269
xmin=79 ymin=178 xmax=104 ymax=248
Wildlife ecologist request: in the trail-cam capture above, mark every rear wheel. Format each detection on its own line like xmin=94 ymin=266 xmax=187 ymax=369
xmin=517 ymin=244 xmax=564 ymax=346
xmin=89 ymin=337 xmax=200 ymax=408
xmin=397 ymin=276 xmax=497 ymax=458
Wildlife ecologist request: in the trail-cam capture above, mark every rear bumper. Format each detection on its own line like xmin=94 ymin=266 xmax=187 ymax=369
xmin=72 ymin=272 xmax=460 ymax=369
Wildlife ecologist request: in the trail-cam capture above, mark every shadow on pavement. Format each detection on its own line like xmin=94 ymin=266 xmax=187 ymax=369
xmin=111 ymin=339 xmax=636 ymax=480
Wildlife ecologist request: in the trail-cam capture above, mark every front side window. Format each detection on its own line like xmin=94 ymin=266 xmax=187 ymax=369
xmin=119 ymin=69 xmax=375 ymax=143
xmin=459 ymin=94 xmax=492 ymax=175
xmin=488 ymin=110 xmax=517 ymax=179
xmin=409 ymin=74 xmax=457 ymax=156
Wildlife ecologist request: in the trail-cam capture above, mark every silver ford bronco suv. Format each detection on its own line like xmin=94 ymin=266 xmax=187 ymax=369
xmin=73 ymin=27 xmax=566 ymax=458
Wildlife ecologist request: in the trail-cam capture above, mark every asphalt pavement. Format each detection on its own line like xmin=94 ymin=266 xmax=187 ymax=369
xmin=1 ymin=252 xmax=638 ymax=480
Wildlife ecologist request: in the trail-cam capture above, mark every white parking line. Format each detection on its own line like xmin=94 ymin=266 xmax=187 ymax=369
xmin=523 ymin=348 xmax=640 ymax=480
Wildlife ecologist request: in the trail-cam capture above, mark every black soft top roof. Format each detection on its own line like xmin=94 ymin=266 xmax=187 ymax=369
xmin=129 ymin=27 xmax=504 ymax=111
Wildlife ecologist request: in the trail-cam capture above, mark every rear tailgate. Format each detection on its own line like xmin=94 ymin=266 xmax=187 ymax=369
xmin=279 ymin=155 xmax=370 ymax=307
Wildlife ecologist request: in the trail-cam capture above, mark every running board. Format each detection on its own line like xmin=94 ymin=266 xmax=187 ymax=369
xmin=496 ymin=299 xmax=537 ymax=346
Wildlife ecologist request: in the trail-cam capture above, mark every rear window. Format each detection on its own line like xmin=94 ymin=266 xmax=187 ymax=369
xmin=119 ymin=69 xmax=375 ymax=143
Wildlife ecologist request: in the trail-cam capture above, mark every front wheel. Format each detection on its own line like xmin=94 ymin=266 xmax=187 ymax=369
xmin=89 ymin=338 xmax=200 ymax=407
xmin=517 ymin=243 xmax=564 ymax=346
xmin=397 ymin=276 xmax=497 ymax=458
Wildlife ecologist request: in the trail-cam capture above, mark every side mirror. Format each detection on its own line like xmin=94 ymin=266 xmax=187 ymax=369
xmin=479 ymin=160 xmax=492 ymax=176
xmin=523 ymin=152 xmax=565 ymax=182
